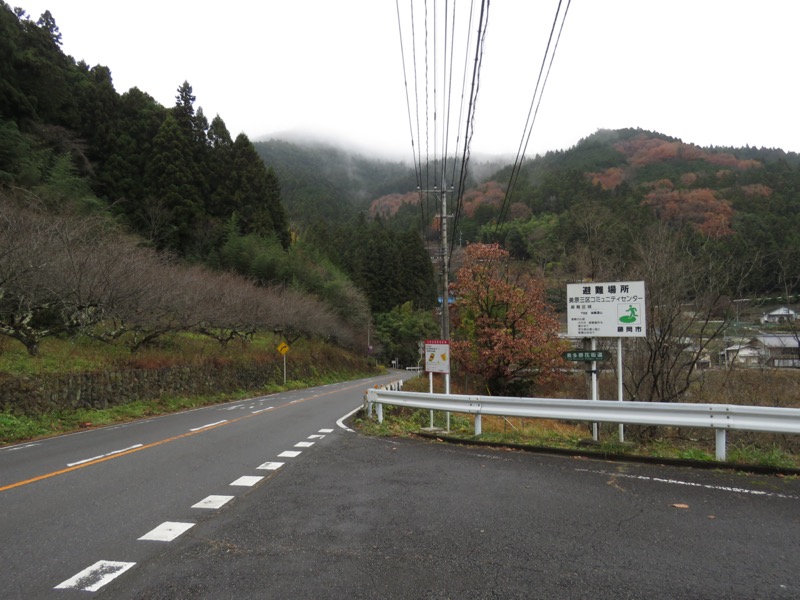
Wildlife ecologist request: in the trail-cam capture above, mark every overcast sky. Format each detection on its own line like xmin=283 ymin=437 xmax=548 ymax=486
xmin=12 ymin=1 xmax=800 ymax=161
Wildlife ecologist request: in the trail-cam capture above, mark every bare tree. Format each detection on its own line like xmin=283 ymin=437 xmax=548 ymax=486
xmin=0 ymin=198 xmax=123 ymax=355
xmin=0 ymin=193 xmax=361 ymax=358
xmin=624 ymin=224 xmax=750 ymax=411
xmin=192 ymin=270 xmax=261 ymax=347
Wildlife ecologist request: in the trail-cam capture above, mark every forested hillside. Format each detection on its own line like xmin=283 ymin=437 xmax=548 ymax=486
xmin=365 ymin=128 xmax=800 ymax=299
xmin=3 ymin=2 xmax=800 ymax=371
xmin=0 ymin=4 xmax=437 ymax=362
xmin=253 ymin=139 xmax=414 ymax=223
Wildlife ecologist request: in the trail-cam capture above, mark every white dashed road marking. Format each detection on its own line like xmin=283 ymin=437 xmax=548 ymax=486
xmin=53 ymin=415 xmax=350 ymax=593
xmin=257 ymin=462 xmax=285 ymax=470
xmin=230 ymin=476 xmax=264 ymax=487
xmin=138 ymin=521 xmax=195 ymax=542
xmin=55 ymin=560 xmax=136 ymax=592
xmin=192 ymin=495 xmax=235 ymax=509
xmin=190 ymin=420 xmax=227 ymax=432
xmin=67 ymin=444 xmax=143 ymax=467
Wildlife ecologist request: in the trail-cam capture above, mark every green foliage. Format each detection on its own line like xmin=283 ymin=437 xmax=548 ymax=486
xmin=374 ymin=301 xmax=439 ymax=366
xmin=728 ymin=443 xmax=797 ymax=469
xmin=304 ymin=217 xmax=436 ymax=314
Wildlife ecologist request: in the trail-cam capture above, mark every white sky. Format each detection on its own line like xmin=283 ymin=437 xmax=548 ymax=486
xmin=12 ymin=1 xmax=800 ymax=161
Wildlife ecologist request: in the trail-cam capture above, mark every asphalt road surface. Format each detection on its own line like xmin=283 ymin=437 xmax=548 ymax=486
xmin=2 ymin=374 xmax=799 ymax=599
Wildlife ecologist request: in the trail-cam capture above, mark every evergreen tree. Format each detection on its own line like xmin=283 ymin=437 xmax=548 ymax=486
xmin=102 ymin=87 xmax=166 ymax=217
xmin=144 ymin=112 xmax=202 ymax=253
xmin=230 ymin=133 xmax=290 ymax=246
xmin=205 ymin=114 xmax=235 ymax=219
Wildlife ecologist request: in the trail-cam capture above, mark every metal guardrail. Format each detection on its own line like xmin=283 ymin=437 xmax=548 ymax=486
xmin=365 ymin=389 xmax=800 ymax=462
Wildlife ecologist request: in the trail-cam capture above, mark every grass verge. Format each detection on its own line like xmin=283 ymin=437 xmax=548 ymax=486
xmin=352 ymin=406 xmax=800 ymax=474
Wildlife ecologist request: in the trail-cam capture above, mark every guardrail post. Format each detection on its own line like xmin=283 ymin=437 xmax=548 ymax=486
xmin=475 ymin=414 xmax=482 ymax=435
xmin=715 ymin=429 xmax=726 ymax=462
xmin=377 ymin=401 xmax=383 ymax=423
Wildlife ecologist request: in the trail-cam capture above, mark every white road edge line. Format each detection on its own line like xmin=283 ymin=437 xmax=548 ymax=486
xmin=67 ymin=444 xmax=143 ymax=467
xmin=55 ymin=560 xmax=136 ymax=592
xmin=577 ymin=468 xmax=800 ymax=500
xmin=2 ymin=442 xmax=41 ymax=452
xmin=190 ymin=420 xmax=228 ymax=432
xmin=336 ymin=406 xmax=361 ymax=432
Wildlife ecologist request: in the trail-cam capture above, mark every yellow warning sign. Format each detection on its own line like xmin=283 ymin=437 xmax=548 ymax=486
xmin=277 ymin=342 xmax=290 ymax=355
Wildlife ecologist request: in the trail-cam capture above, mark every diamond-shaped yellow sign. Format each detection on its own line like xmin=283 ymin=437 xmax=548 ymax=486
xmin=277 ymin=342 xmax=290 ymax=355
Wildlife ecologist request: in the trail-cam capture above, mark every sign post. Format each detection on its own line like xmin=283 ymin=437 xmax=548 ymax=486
xmin=277 ymin=342 xmax=289 ymax=385
xmin=424 ymin=340 xmax=451 ymax=430
xmin=566 ymin=281 xmax=647 ymax=442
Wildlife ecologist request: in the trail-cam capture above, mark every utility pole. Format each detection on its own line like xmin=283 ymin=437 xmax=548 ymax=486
xmin=440 ymin=183 xmax=450 ymax=340
xmin=420 ymin=182 xmax=453 ymax=340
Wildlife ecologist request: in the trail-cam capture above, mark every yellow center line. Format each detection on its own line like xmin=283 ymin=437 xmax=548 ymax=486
xmin=0 ymin=381 xmax=372 ymax=494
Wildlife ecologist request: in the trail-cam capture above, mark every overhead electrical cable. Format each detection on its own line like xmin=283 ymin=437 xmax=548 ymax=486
xmin=396 ymin=0 xmax=429 ymax=234
xmin=494 ymin=0 xmax=571 ymax=233
xmin=447 ymin=0 xmax=476 ymax=193
xmin=449 ymin=0 xmax=490 ymax=259
xmin=397 ymin=0 xmax=491 ymax=258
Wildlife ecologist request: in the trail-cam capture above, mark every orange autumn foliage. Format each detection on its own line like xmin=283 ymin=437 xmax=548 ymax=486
xmin=369 ymin=191 xmax=421 ymax=219
xmin=588 ymin=167 xmax=626 ymax=190
xmin=461 ymin=181 xmax=506 ymax=218
xmin=741 ymin=183 xmax=773 ymax=198
xmin=615 ymin=134 xmax=761 ymax=171
xmin=643 ymin=188 xmax=734 ymax=238
xmin=680 ymin=172 xmax=699 ymax=186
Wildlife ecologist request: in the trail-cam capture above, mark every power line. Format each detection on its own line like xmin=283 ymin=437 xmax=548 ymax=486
xmin=494 ymin=0 xmax=571 ymax=233
xmin=396 ymin=0 xmax=492 ymax=338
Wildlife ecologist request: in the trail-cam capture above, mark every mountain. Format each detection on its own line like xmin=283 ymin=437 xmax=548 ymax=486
xmin=252 ymin=139 xmax=416 ymax=224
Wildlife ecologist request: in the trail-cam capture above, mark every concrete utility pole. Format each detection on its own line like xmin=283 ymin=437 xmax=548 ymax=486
xmin=419 ymin=183 xmax=453 ymax=340
xmin=440 ymin=184 xmax=450 ymax=340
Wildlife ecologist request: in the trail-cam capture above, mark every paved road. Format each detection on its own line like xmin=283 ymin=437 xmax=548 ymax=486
xmin=2 ymin=374 xmax=799 ymax=599
xmin=0 ymin=374 xmax=397 ymax=599
xmin=107 ymin=432 xmax=799 ymax=599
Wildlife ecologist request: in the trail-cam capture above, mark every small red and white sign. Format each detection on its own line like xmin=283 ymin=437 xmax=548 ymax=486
xmin=424 ymin=339 xmax=450 ymax=374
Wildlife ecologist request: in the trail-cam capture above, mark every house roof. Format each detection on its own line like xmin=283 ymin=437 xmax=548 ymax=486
xmin=754 ymin=334 xmax=800 ymax=349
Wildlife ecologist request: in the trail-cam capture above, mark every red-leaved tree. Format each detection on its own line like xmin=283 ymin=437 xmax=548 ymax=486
xmin=450 ymin=243 xmax=566 ymax=395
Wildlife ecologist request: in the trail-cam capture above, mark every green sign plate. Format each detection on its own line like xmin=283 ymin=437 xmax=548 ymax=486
xmin=562 ymin=350 xmax=611 ymax=362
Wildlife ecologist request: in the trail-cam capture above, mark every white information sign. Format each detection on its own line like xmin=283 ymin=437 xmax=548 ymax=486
xmin=424 ymin=339 xmax=451 ymax=374
xmin=567 ymin=281 xmax=646 ymax=338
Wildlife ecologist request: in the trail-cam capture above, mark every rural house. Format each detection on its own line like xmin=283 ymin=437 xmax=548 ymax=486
xmin=759 ymin=307 xmax=798 ymax=324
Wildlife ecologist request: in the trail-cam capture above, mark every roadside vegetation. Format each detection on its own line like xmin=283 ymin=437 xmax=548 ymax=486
xmin=0 ymin=332 xmax=381 ymax=445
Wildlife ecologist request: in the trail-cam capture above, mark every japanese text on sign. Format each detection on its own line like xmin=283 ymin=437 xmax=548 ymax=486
xmin=567 ymin=281 xmax=646 ymax=338
xmin=424 ymin=339 xmax=451 ymax=374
